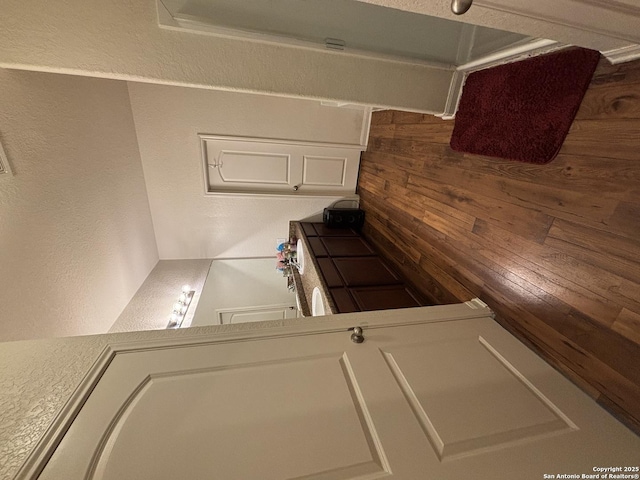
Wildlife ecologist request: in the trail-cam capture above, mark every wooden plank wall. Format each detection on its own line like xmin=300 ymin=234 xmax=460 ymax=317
xmin=358 ymin=57 xmax=640 ymax=434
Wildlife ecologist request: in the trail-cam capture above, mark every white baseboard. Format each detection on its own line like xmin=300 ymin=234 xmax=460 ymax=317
xmin=440 ymin=39 xmax=566 ymax=119
xmin=360 ymin=106 xmax=373 ymax=148
xmin=440 ymin=70 xmax=466 ymax=120
xmin=602 ymin=44 xmax=640 ymax=64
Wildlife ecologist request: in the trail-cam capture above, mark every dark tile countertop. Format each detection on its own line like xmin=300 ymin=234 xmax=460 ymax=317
xmin=289 ymin=221 xmax=337 ymax=317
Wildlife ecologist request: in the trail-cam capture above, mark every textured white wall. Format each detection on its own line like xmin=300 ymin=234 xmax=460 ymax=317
xmin=109 ymin=259 xmax=212 ymax=333
xmin=191 ymin=258 xmax=297 ymax=327
xmin=127 ymin=82 xmax=366 ymax=259
xmin=0 ymin=70 xmax=158 ymax=342
xmin=0 ymin=0 xmax=453 ymax=114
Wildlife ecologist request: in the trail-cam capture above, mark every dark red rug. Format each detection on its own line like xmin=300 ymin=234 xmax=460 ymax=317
xmin=450 ymin=48 xmax=601 ymax=164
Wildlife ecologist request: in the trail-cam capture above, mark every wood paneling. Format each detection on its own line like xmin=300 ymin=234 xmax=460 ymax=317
xmin=359 ymin=57 xmax=640 ymax=434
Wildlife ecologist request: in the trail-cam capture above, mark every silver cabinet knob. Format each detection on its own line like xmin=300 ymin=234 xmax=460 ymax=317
xmin=293 ymin=185 xmax=300 ymax=191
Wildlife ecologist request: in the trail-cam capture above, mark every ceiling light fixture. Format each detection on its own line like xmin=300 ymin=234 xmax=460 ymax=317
xmin=167 ymin=284 xmax=194 ymax=329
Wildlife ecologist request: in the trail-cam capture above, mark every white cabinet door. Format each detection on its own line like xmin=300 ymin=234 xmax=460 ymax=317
xmin=38 ymin=312 xmax=640 ymax=480
xmin=201 ymin=135 xmax=363 ymax=196
xmin=218 ymin=304 xmax=299 ymax=324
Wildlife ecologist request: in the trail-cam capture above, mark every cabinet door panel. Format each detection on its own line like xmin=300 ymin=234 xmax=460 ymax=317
xmin=318 ymin=257 xmax=344 ymax=287
xmin=321 ymin=237 xmax=376 ymax=257
xmin=349 ymin=285 xmax=423 ymax=311
xmin=333 ymin=257 xmax=402 ymax=287
xmin=308 ymin=237 xmax=329 ymax=257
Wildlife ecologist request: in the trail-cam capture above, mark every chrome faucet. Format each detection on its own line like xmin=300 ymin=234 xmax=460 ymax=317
xmin=281 ymin=258 xmax=301 ymax=277
xmin=279 ymin=240 xmax=301 ymax=277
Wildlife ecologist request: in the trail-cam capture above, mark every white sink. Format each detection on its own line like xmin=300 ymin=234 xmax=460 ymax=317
xmin=296 ymin=239 xmax=305 ymax=274
xmin=312 ymin=287 xmax=325 ymax=316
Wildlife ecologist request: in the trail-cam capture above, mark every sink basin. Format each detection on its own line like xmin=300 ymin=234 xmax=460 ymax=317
xmin=296 ymin=239 xmax=305 ymax=274
xmin=312 ymin=287 xmax=325 ymax=316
